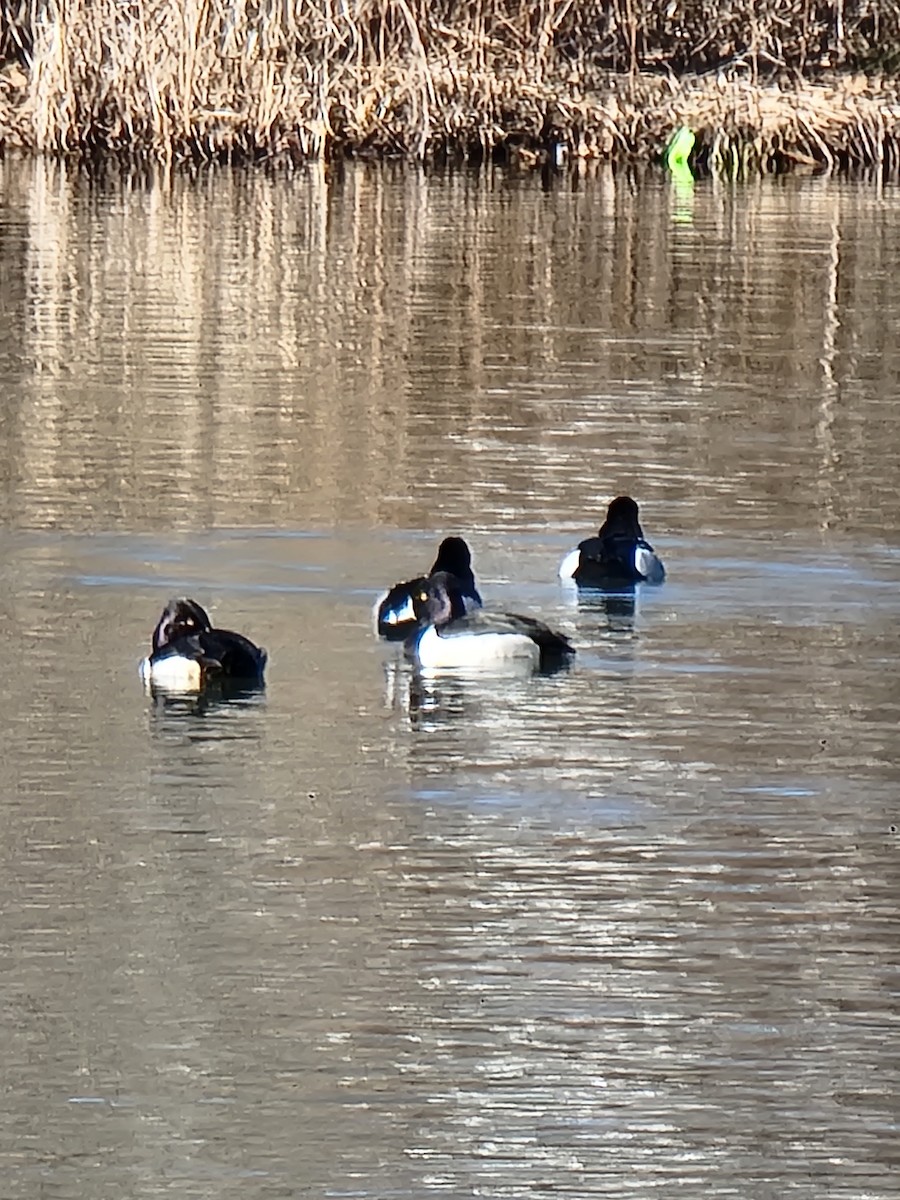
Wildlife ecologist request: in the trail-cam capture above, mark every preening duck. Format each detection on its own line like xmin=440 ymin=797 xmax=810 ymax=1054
xmin=375 ymin=536 xmax=482 ymax=640
xmin=405 ymin=572 xmax=574 ymax=672
xmin=559 ymin=496 xmax=665 ymax=588
xmin=139 ymin=597 xmax=267 ymax=691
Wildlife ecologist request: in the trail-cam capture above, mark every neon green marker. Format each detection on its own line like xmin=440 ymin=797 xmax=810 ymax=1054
xmin=665 ymin=126 xmax=695 ymax=178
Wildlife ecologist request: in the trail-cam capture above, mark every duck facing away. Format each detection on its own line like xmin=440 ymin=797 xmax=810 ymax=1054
xmin=140 ymin=597 xmax=267 ymax=691
xmin=376 ymin=536 xmax=482 ymax=641
xmin=559 ymin=496 xmax=665 ymax=588
xmin=405 ymin=572 xmax=574 ymax=672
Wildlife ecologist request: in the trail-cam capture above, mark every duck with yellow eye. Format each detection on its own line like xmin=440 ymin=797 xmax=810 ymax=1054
xmin=375 ymin=535 xmax=482 ymax=640
xmin=404 ymin=572 xmax=574 ymax=673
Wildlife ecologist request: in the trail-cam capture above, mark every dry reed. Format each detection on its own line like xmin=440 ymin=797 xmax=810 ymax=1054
xmin=0 ymin=1 xmax=899 ymax=172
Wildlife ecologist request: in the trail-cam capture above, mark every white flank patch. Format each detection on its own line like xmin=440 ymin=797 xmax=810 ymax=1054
xmin=414 ymin=625 xmax=539 ymax=671
xmin=139 ymin=654 xmax=203 ymax=691
xmin=374 ymin=592 xmax=416 ymax=632
xmin=557 ymin=548 xmax=581 ymax=580
xmin=635 ymin=545 xmax=665 ymax=584
xmin=385 ymin=594 xmax=415 ymax=625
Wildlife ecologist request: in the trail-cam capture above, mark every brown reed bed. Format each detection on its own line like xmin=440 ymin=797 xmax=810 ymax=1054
xmin=1 ymin=1 xmax=899 ymax=174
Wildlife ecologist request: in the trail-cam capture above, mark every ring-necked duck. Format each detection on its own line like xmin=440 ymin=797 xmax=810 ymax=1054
xmin=376 ymin=536 xmax=482 ymax=640
xmin=139 ymin=597 xmax=267 ymax=691
xmin=558 ymin=496 xmax=665 ymax=587
xmin=405 ymin=572 xmax=574 ymax=671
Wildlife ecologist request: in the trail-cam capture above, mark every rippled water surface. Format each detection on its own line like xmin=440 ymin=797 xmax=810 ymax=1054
xmin=0 ymin=158 xmax=897 ymax=1198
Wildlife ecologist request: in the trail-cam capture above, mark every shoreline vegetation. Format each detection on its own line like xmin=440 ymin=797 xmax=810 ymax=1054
xmin=1 ymin=1 xmax=899 ymax=175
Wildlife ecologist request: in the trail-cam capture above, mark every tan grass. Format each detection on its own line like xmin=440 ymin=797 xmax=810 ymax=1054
xmin=0 ymin=1 xmax=899 ymax=171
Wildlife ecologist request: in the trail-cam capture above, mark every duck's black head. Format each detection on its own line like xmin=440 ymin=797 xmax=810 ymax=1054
xmin=430 ymin=536 xmax=473 ymax=578
xmin=599 ymin=496 xmax=643 ymax=539
xmin=411 ymin=572 xmax=469 ymax=627
xmin=152 ymin=597 xmax=213 ymax=652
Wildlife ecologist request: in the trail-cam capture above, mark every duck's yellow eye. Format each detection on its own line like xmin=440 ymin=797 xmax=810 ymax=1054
xmin=418 ymin=591 xmax=428 ymax=602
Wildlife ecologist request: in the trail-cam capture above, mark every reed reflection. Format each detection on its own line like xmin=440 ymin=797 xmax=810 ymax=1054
xmin=2 ymin=159 xmax=900 ymax=539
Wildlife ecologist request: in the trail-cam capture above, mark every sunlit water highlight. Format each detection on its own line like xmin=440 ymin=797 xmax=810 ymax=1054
xmin=0 ymin=158 xmax=897 ymax=1198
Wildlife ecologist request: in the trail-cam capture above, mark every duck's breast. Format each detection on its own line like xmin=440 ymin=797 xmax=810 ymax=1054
xmin=140 ymin=652 xmax=203 ymax=691
xmin=558 ymin=547 xmax=582 ymax=580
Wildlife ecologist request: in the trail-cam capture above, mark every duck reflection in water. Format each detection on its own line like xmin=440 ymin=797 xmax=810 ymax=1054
xmin=145 ymin=684 xmax=265 ymax=809
xmin=575 ymin=585 xmax=638 ymax=633
xmin=147 ymin=679 xmax=267 ymax=719
xmin=406 ymin=669 xmax=472 ymax=733
xmin=384 ymin=657 xmax=544 ymax=734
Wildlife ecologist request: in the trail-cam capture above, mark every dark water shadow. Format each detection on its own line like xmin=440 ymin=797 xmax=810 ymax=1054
xmin=574 ymin=585 xmax=638 ymax=633
xmin=145 ymin=680 xmax=267 ymax=732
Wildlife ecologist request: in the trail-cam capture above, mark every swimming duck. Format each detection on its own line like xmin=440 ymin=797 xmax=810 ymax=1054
xmin=139 ymin=597 xmax=267 ymax=691
xmin=405 ymin=572 xmax=574 ymax=671
xmin=376 ymin=536 xmax=482 ymax=641
xmin=558 ymin=496 xmax=665 ymax=587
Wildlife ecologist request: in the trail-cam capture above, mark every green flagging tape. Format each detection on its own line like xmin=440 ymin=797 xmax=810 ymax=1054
xmin=665 ymin=126 xmax=696 ymax=179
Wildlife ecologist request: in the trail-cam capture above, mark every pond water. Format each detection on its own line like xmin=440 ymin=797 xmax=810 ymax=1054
xmin=0 ymin=157 xmax=897 ymax=1198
